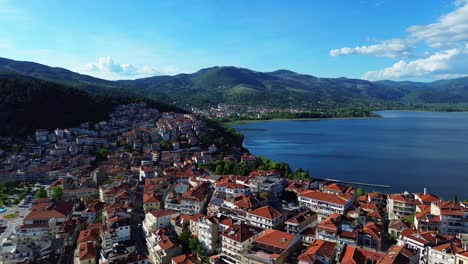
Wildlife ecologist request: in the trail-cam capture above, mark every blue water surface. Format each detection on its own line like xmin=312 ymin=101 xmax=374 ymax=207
xmin=233 ymin=111 xmax=468 ymax=199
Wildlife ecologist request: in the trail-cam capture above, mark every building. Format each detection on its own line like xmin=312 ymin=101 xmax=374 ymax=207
xmin=221 ymin=223 xmax=264 ymax=264
xmin=246 ymin=205 xmax=284 ymax=229
xmin=455 ymin=252 xmax=468 ymax=264
xmin=297 ymin=239 xmax=337 ymax=264
xmin=378 ymin=245 xmax=418 ymax=264
xmin=315 ymin=213 xmax=358 ymax=247
xmin=147 ymin=233 xmax=182 ymax=264
xmin=339 ymin=244 xmax=384 ymax=264
xmin=74 ymin=241 xmax=97 ymax=264
xmin=285 ymin=209 xmax=318 ymax=235
xmin=430 ymin=201 xmax=468 ymax=235
xmin=387 ymin=194 xmax=418 ymax=220
xmin=298 ymin=190 xmax=353 ymax=220
xmin=196 ymin=216 xmax=219 ymax=254
xmin=427 ymin=243 xmax=464 ymax=264
xmin=143 ymin=210 xmax=180 ymax=236
xmin=398 ymin=230 xmax=451 ymax=263
xmin=241 ymin=229 xmax=300 ymax=264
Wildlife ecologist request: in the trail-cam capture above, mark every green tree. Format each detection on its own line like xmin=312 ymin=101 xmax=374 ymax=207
xmin=454 ymin=192 xmax=459 ymax=204
xmin=189 ymin=237 xmax=202 ymax=255
xmin=259 ymin=191 xmax=272 ymax=200
xmin=95 ymin=214 xmax=103 ymax=223
xmin=178 ymin=227 xmax=192 ymax=253
xmin=356 ymin=188 xmax=366 ymax=197
xmin=214 ymin=165 xmax=224 ymax=175
xmin=407 ymin=212 xmax=416 ymax=225
xmin=35 ymin=187 xmax=47 ymax=198
xmin=96 ymin=148 xmax=110 ymax=161
xmin=50 ymin=186 xmax=63 ymax=199
xmin=223 ymin=162 xmax=235 ymax=174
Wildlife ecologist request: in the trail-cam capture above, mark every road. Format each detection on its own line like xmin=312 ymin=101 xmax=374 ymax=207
xmin=132 ymin=182 xmax=148 ymax=255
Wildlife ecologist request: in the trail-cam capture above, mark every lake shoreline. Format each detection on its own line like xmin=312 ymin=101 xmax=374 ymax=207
xmin=224 ymin=115 xmax=382 ymax=126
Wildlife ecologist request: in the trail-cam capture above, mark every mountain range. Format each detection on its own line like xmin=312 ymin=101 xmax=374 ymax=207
xmin=2 ymin=57 xmax=468 ymax=110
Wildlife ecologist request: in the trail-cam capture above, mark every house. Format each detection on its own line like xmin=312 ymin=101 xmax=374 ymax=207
xmin=195 ymin=216 xmax=219 ymax=254
xmin=356 ymin=222 xmax=384 ymax=251
xmin=215 ymin=178 xmax=251 ymax=199
xmin=298 ymin=190 xmax=353 ymax=220
xmin=398 ymin=230 xmax=451 ymax=263
xmin=320 ymin=183 xmax=354 ymax=196
xmin=147 ymin=233 xmax=182 ymax=264
xmin=315 ymin=213 xmax=358 ymax=247
xmin=21 ymin=199 xmax=75 ymax=240
xmin=246 ymin=205 xmax=284 ymax=229
xmin=387 ymin=194 xmax=418 ymax=220
xmin=414 ymin=205 xmax=440 ymax=232
xmin=297 ymin=239 xmax=337 ymax=264
xmin=143 ymin=209 xmax=180 ymax=236
xmin=430 ymin=200 xmax=468 ymax=235
xmin=220 ymin=223 xmax=264 ymax=264
xmin=171 ymin=254 xmax=201 ymax=264
xmin=377 ymin=245 xmax=418 ymax=264
xmin=74 ymin=241 xmax=97 ymax=264
xmin=77 ymin=229 xmax=100 ymax=245
xmin=339 ymin=244 xmax=384 ymax=264
xmin=455 ymin=251 xmax=468 ymax=264
xmin=285 ymin=209 xmax=318 ymax=235
xmin=100 ymin=216 xmax=131 ymax=250
xmin=427 ymin=243 xmax=463 ymax=264
xmin=241 ymin=229 xmax=300 ymax=264
xmin=388 ymin=219 xmax=411 ymax=237
xmin=81 ymin=201 xmax=105 ymax=224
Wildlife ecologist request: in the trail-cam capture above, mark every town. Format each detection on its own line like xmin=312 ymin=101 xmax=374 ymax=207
xmin=0 ymin=103 xmax=467 ymax=264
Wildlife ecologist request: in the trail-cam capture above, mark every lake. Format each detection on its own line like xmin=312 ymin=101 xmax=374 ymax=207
xmin=233 ymin=111 xmax=468 ymax=200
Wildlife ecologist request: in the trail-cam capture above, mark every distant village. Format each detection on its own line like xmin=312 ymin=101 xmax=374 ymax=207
xmin=191 ymin=104 xmax=307 ymax=120
xmin=0 ymin=103 xmax=467 ymax=264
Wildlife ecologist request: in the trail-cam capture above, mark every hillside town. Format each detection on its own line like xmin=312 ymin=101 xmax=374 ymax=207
xmin=0 ymin=103 xmax=467 ymax=264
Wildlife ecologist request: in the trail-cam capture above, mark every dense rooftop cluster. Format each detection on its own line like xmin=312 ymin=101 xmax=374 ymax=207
xmin=0 ymin=103 xmax=467 ymax=264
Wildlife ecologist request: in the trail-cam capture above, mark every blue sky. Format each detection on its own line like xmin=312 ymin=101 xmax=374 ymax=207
xmin=1 ymin=0 xmax=468 ymax=81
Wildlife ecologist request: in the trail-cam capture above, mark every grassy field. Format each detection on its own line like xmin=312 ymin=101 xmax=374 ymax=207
xmin=3 ymin=213 xmax=19 ymax=219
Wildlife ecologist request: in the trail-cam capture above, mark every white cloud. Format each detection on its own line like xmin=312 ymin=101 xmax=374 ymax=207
xmin=83 ymin=56 xmax=178 ymax=79
xmin=407 ymin=2 xmax=468 ymax=48
xmin=329 ymin=39 xmax=413 ymax=58
xmin=362 ymin=49 xmax=466 ymax=80
xmin=332 ymin=0 xmax=468 ymax=80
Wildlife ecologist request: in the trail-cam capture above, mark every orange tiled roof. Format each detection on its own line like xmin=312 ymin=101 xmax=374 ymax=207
xmin=249 ymin=205 xmax=282 ymax=220
xmin=298 ymin=239 xmax=336 ymax=262
xmin=254 ymin=229 xmax=297 ymax=251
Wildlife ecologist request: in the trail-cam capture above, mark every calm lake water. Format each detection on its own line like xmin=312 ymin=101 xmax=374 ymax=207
xmin=233 ymin=111 xmax=468 ymax=200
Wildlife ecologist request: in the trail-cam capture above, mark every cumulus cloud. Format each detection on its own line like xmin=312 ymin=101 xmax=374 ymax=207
xmin=84 ymin=56 xmax=177 ymax=79
xmin=407 ymin=2 xmax=468 ymax=48
xmin=362 ymin=49 xmax=466 ymax=80
xmin=330 ymin=39 xmax=413 ymax=58
xmin=331 ymin=0 xmax=468 ymax=80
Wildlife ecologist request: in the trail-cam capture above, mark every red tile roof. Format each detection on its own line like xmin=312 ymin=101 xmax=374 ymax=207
xmin=341 ymin=245 xmax=384 ymax=264
xmin=77 ymin=229 xmax=100 ymax=244
xmin=253 ymin=229 xmax=297 ymax=251
xmin=171 ymin=254 xmax=200 ymax=264
xmin=24 ymin=200 xmax=75 ymax=222
xmin=150 ymin=209 xmax=179 ymax=218
xmin=78 ymin=241 xmax=97 ymax=260
xmin=249 ymin=205 xmax=283 ymax=220
xmin=298 ymin=239 xmax=336 ymax=262
xmin=222 ymin=223 xmax=263 ymax=243
xmin=378 ymin=245 xmax=416 ymax=264
xmin=299 ymin=190 xmax=351 ymax=205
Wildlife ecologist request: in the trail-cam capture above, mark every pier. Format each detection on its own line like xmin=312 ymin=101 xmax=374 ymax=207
xmin=324 ymin=178 xmax=390 ymax=188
